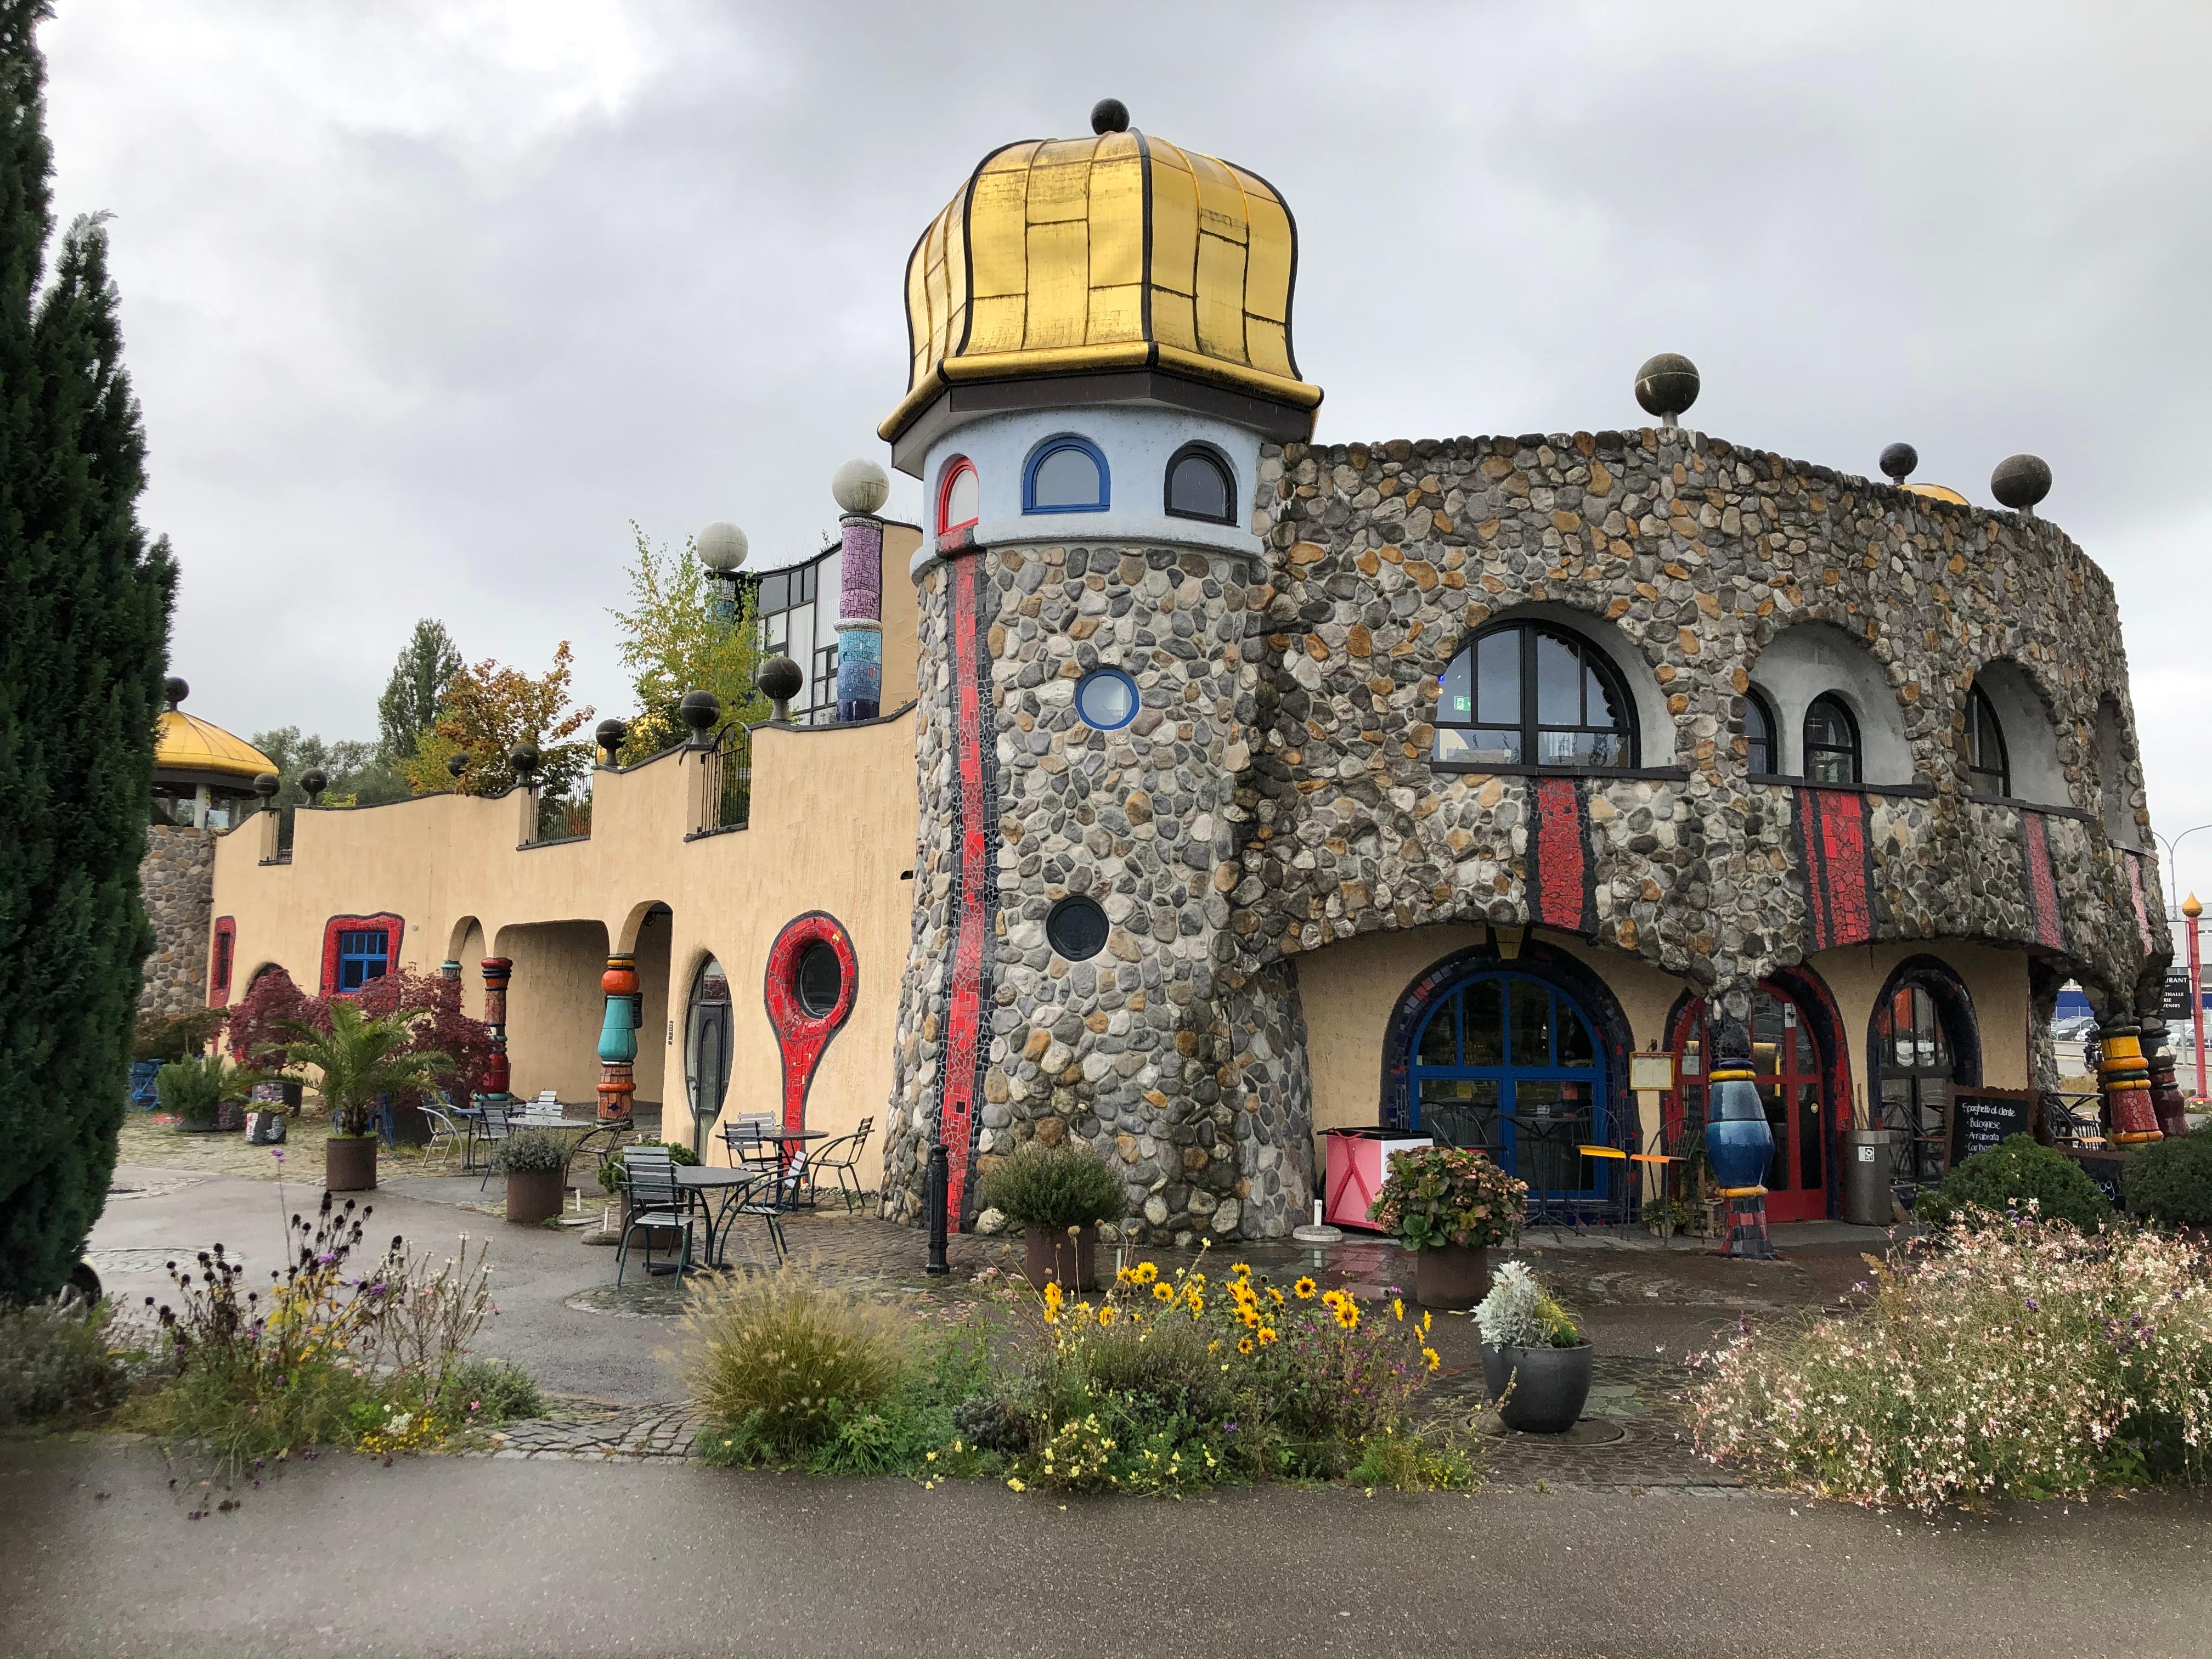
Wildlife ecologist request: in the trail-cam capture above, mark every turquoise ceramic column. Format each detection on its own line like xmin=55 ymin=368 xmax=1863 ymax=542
xmin=831 ymin=459 xmax=890 ymax=723
xmin=596 ymin=953 xmax=638 ymax=1124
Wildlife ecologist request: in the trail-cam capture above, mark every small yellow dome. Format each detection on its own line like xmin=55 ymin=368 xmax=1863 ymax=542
xmin=882 ymin=123 xmax=1322 ymax=444
xmin=1903 ymin=483 xmax=1970 ymax=506
xmin=155 ymin=709 xmax=275 ymax=783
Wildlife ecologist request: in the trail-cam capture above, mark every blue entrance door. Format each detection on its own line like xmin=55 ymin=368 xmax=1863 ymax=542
xmin=1409 ymin=972 xmax=1607 ymax=1197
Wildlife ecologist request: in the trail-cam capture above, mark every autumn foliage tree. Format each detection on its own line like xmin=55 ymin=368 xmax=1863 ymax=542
xmin=609 ymin=523 xmax=767 ymax=762
xmin=399 ymin=640 xmax=593 ymax=802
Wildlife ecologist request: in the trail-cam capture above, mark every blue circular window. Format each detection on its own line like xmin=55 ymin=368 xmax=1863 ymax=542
xmin=1075 ymin=668 xmax=1139 ymax=731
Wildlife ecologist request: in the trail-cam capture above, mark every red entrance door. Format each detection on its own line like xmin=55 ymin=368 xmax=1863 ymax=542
xmin=1669 ymin=987 xmax=1831 ymax=1223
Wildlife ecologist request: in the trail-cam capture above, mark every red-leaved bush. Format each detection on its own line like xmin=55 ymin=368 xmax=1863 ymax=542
xmin=225 ymin=964 xmax=492 ymax=1109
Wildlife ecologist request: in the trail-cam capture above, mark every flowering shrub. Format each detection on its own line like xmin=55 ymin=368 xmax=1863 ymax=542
xmin=680 ymin=1269 xmax=911 ymax=1463
xmin=1474 ymin=1260 xmax=1583 ymax=1349
xmin=1916 ymin=1133 xmax=2111 ymax=1232
xmin=1368 ymin=1146 xmax=1526 ymax=1250
xmin=2124 ymin=1124 xmax=2212 ymax=1228
xmin=1685 ymin=1214 xmax=2212 ymax=1510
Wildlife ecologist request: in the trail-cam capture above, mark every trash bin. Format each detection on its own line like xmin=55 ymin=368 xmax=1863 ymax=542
xmin=1842 ymin=1129 xmax=1893 ymax=1227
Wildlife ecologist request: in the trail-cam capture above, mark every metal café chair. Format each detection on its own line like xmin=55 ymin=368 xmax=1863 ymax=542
xmin=721 ymin=1114 xmax=777 ymax=1169
xmin=476 ymin=1099 xmax=515 ymax=1190
xmin=804 ymin=1116 xmax=874 ymax=1214
xmin=616 ymin=1147 xmax=702 ymax=1286
xmin=420 ymin=1104 xmax=466 ymax=1172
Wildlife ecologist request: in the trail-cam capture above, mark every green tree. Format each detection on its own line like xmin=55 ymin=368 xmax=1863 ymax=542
xmin=609 ymin=523 xmax=766 ymax=762
xmin=398 ymin=640 xmax=592 ymax=802
xmin=0 ymin=1 xmax=177 ymax=1300
xmin=250 ymin=726 xmax=407 ymax=808
xmin=376 ymin=617 xmax=461 ymax=765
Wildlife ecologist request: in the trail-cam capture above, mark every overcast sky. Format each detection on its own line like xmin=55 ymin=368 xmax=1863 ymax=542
xmin=41 ymin=2 xmax=2212 ymax=902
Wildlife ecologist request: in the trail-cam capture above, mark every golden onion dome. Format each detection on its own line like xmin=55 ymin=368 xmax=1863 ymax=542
xmin=882 ymin=114 xmax=1322 ymax=447
xmin=155 ymin=709 xmax=276 ymax=785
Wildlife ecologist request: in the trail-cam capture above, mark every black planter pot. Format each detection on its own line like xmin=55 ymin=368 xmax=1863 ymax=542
xmin=1481 ymin=1341 xmax=1595 ymax=1434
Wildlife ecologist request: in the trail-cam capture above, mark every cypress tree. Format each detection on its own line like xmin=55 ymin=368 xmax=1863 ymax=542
xmin=0 ymin=0 xmax=174 ymax=1300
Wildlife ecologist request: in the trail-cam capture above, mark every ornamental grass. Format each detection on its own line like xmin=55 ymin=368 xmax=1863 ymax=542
xmin=1685 ymin=1211 xmax=2212 ymax=1511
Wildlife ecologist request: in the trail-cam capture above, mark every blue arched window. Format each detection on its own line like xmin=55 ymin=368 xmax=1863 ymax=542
xmin=1023 ymin=436 xmax=1109 ymax=514
xmin=1409 ymin=970 xmax=1607 ymax=1198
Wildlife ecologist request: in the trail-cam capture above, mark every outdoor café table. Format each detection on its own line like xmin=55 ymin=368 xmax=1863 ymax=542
xmin=675 ymin=1165 xmax=781 ymax=1269
xmin=723 ymin=1126 xmax=832 ymax=1209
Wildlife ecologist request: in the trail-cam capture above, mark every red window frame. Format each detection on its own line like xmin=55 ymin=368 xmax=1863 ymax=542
xmin=209 ymin=916 xmax=236 ymax=1005
xmin=319 ymin=913 xmax=404 ymax=997
xmin=937 ymin=457 xmax=979 ymax=539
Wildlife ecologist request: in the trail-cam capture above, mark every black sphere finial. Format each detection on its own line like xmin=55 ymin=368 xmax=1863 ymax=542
xmin=678 ymin=689 xmax=722 ymax=737
xmin=252 ymin=771 xmax=279 ymax=800
xmin=1879 ymin=442 xmax=1918 ymax=484
xmin=507 ymin=742 xmax=540 ymax=780
xmin=1633 ymin=353 xmax=1700 ymax=425
xmin=300 ymin=768 xmax=329 ymax=805
xmin=445 ymin=751 xmax=469 ymax=779
xmin=594 ymin=717 xmax=628 ymax=766
xmin=1991 ymin=453 xmax=2052 ymax=515
xmin=163 ymin=675 xmax=189 ymax=709
xmin=1091 ymin=98 xmax=1130 ymax=135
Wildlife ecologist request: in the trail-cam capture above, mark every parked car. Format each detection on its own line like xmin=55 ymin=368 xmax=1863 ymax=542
xmin=2050 ymin=1015 xmax=2098 ymax=1043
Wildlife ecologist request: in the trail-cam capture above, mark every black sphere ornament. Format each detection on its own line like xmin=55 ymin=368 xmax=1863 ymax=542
xmin=1879 ymin=442 xmax=1918 ymax=484
xmin=595 ymin=717 xmax=628 ymax=764
xmin=300 ymin=768 xmax=328 ymax=804
xmin=445 ymin=751 xmax=469 ymax=779
xmin=1990 ymin=453 xmax=2052 ymax=514
xmin=678 ymin=690 xmax=721 ymax=735
xmin=164 ymin=675 xmax=189 ymax=709
xmin=507 ymin=742 xmax=540 ymax=780
xmin=252 ymin=771 xmax=279 ymax=800
xmin=757 ymin=656 xmax=804 ymax=723
xmin=1633 ymin=353 xmax=1700 ymax=423
xmin=1091 ymin=97 xmax=1130 ymax=135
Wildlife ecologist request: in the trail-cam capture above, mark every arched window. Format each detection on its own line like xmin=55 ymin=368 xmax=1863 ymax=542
xmin=1870 ymin=961 xmax=1980 ymax=1186
xmin=1744 ymin=687 xmax=1778 ymax=776
xmin=1164 ymin=443 xmax=1235 ymax=524
xmin=937 ymin=458 xmax=979 ymax=536
xmin=1434 ymin=622 xmax=1635 ymax=768
xmin=1802 ymin=695 xmax=1860 ymax=785
xmin=1023 ymin=436 xmax=1108 ymax=514
xmin=1966 ymin=685 xmax=2010 ymax=797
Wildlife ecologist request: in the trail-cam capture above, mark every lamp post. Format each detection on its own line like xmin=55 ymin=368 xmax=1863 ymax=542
xmin=2187 ymin=893 xmax=2206 ymax=1101
xmin=2151 ymin=826 xmax=2212 ymax=915
xmin=696 ymin=522 xmax=748 ymax=627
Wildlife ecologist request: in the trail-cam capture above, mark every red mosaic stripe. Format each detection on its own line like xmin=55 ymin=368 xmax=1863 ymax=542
xmin=762 ymin=912 xmax=858 ymax=1150
xmin=1797 ymin=790 xmax=1873 ymax=951
xmin=2125 ymin=850 xmax=2157 ymax=959
xmin=2021 ymin=812 xmax=2065 ymax=953
xmin=1531 ymin=776 xmax=1589 ymax=933
xmin=939 ymin=555 xmax=992 ymax=1224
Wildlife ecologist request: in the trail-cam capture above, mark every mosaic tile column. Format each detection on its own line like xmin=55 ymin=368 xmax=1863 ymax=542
xmin=2097 ymin=1020 xmax=2163 ymax=1144
xmin=2140 ymin=1017 xmax=2191 ymax=1140
xmin=479 ymin=957 xmax=513 ymax=1102
xmin=596 ymin=953 xmax=639 ymax=1124
xmin=834 ymin=511 xmax=884 ymax=723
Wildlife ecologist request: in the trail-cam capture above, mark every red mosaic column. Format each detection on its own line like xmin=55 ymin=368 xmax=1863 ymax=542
xmin=479 ymin=956 xmax=514 ymax=1102
xmin=2097 ymin=1022 xmax=2162 ymax=1144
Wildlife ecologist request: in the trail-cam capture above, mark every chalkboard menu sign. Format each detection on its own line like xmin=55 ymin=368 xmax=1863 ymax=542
xmin=2068 ymin=1149 xmax=2128 ymax=1209
xmin=1946 ymin=1089 xmax=2036 ymax=1167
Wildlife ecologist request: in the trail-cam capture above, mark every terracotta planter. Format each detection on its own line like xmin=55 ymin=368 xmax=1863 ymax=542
xmin=505 ymin=1165 xmax=566 ymax=1224
xmin=325 ymin=1134 xmax=379 ymax=1192
xmin=1021 ymin=1223 xmax=1097 ymax=1292
xmin=1412 ymin=1243 xmax=1491 ymax=1311
xmin=1482 ymin=1341 xmax=1595 ymax=1434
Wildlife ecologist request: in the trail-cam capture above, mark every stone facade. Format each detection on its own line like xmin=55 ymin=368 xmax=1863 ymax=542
xmin=139 ymin=823 xmax=215 ymax=1016
xmin=885 ymin=424 xmax=2165 ymax=1242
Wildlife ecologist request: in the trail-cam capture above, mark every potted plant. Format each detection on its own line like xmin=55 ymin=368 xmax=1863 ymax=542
xmin=1367 ymin=1144 xmax=1526 ymax=1310
xmin=154 ymin=1053 xmax=257 ymax=1134
xmin=1474 ymin=1259 xmax=1594 ymax=1434
xmin=978 ymin=1139 xmax=1124 ymax=1291
xmin=273 ymin=1000 xmax=452 ymax=1193
xmin=496 ymin=1128 xmax=579 ymax=1223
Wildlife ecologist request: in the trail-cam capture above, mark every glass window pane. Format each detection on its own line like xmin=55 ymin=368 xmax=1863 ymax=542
xmin=1464 ymin=981 xmax=1505 ymax=1066
xmin=1536 ymin=632 xmax=1579 ymax=725
xmin=1752 ymin=994 xmax=1784 ymax=1074
xmin=1418 ymin=998 xmax=1458 ymax=1066
xmin=1508 ymin=979 xmax=1552 ymax=1067
xmin=1476 ymin=631 xmax=1520 ymax=726
xmin=1435 ymin=727 xmax=1522 ymax=765
xmin=1510 ymin=1080 xmax=1583 ymax=1193
xmin=1557 ymin=1007 xmax=1594 ymax=1067
xmin=1421 ymin=1079 xmax=1500 ymax=1152
xmin=943 ymin=465 xmax=979 ymax=529
xmin=1584 ymin=663 xmax=1622 ymax=730
xmin=1762 ymin=1082 xmax=1788 ymax=1188
xmin=1798 ymin=1081 xmax=1823 ymax=1192
xmin=760 ymin=573 xmax=787 ymax=614
xmin=1031 ymin=445 xmax=1103 ymax=509
xmin=1167 ymin=452 xmax=1229 ymax=520
xmin=1440 ymin=652 xmax=1471 ymax=725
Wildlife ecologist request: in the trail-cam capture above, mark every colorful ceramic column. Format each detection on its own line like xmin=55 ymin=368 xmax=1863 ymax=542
xmin=1703 ymin=1018 xmax=1776 ymax=1260
xmin=831 ymin=460 xmax=889 ymax=724
xmin=596 ymin=953 xmax=639 ymax=1124
xmin=2142 ymin=1019 xmax=2191 ymax=1140
xmin=2097 ymin=1020 xmax=2163 ymax=1144
xmin=479 ymin=957 xmax=513 ymax=1102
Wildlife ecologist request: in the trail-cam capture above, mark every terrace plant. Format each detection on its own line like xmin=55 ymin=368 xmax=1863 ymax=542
xmin=1916 ymin=1133 xmax=2112 ymax=1232
xmin=272 ymin=1000 xmax=450 ymax=1140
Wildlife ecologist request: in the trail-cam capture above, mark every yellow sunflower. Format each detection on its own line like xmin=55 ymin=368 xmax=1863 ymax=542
xmin=1422 ymin=1345 xmax=1442 ymax=1373
xmin=1256 ymin=1325 xmax=1278 ymax=1346
xmin=1230 ymin=1262 xmax=1252 ymax=1279
xmin=1152 ymin=1282 xmax=1174 ymax=1304
xmin=1098 ymin=1306 xmax=1118 ymax=1326
xmin=1332 ymin=1301 xmax=1359 ymax=1332
xmin=1392 ymin=1297 xmax=1406 ymax=1323
xmin=1267 ymin=1286 xmax=1285 ymax=1306
xmin=1293 ymin=1277 xmax=1317 ymax=1300
xmin=1237 ymin=1337 xmax=1255 ymax=1355
xmin=1134 ymin=1261 xmax=1159 ymax=1285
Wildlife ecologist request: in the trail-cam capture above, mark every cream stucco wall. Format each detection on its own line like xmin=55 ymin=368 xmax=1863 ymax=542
xmin=1294 ymin=924 xmax=2034 ymax=1173
xmin=210 ymin=706 xmax=919 ymax=1159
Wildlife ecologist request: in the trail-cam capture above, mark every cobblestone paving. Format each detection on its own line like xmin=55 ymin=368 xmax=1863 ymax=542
xmin=477 ymin=1398 xmax=705 ymax=1462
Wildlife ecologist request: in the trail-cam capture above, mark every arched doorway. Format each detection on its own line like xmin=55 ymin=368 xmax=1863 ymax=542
xmin=1406 ymin=969 xmax=1612 ymax=1199
xmin=684 ymin=956 xmax=733 ymax=1159
xmin=1666 ymin=973 xmax=1848 ymax=1223
xmin=1869 ymin=958 xmax=1980 ymax=1188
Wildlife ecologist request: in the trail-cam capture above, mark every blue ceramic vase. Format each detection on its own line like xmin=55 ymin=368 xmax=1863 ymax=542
xmin=1703 ymin=1059 xmax=1773 ymax=1190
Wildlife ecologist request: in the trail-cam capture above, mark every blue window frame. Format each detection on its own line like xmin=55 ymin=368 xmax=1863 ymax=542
xmin=1023 ymin=436 xmax=1108 ymax=514
xmin=1408 ymin=970 xmax=1607 ymax=1198
xmin=337 ymin=929 xmax=391 ymax=992
xmin=1074 ymin=667 xmax=1139 ymax=731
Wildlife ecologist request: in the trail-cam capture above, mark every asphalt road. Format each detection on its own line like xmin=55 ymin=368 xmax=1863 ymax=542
xmin=4 ymin=1440 xmax=2205 ymax=1659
